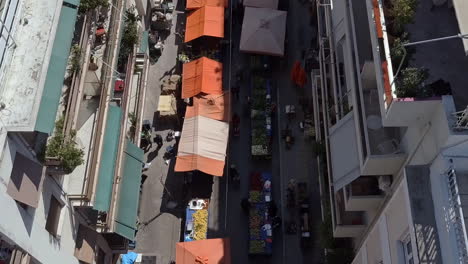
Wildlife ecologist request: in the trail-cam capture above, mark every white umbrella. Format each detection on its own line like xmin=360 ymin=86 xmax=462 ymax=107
xmin=240 ymin=7 xmax=287 ymax=56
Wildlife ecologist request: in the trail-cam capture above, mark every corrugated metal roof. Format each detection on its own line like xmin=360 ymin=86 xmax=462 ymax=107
xmin=115 ymin=141 xmax=144 ymax=240
xmin=93 ymin=105 xmax=122 ymax=212
xmin=35 ymin=5 xmax=78 ymax=134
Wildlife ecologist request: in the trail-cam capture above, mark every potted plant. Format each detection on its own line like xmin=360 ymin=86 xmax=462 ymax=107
xmin=45 ymin=117 xmax=85 ymax=174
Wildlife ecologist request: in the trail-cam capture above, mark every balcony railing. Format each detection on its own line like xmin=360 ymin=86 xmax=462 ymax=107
xmin=453 ymin=106 xmax=468 ymax=131
xmin=445 ymin=168 xmax=468 ymax=263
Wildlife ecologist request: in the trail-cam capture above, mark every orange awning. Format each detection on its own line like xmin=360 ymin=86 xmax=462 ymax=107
xmin=185 ymin=94 xmax=229 ymax=121
xmin=185 ymin=6 xmax=225 ymax=42
xmin=187 ymin=0 xmax=228 ymax=9
xmin=182 ymin=57 xmax=223 ymax=99
xmin=175 ymin=115 xmax=229 ymax=177
xmin=175 ymin=155 xmax=226 ymax=176
xmin=176 ymin=238 xmax=231 ymax=264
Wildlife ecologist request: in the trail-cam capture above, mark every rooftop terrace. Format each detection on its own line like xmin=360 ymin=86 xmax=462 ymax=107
xmin=0 ymin=0 xmax=61 ymax=131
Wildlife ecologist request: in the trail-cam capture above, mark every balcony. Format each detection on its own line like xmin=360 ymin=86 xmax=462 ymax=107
xmin=359 ymin=61 xmax=406 ymax=175
xmin=364 ymin=0 xmax=468 ymax=126
xmin=344 ymin=176 xmax=384 ymax=212
xmin=333 ymin=189 xmax=366 ymax=238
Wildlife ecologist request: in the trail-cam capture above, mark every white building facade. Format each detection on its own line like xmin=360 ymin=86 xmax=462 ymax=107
xmin=315 ymin=0 xmax=468 ymax=263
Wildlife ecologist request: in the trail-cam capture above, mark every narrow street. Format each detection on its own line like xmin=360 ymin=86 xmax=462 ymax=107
xmin=135 ymin=0 xmax=322 ymax=262
xmin=227 ymin=0 xmax=321 ymax=263
xmin=134 ymin=2 xmax=184 ymax=262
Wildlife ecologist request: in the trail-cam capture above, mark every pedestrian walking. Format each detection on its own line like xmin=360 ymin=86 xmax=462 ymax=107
xmin=154 ymin=134 xmax=163 ymax=148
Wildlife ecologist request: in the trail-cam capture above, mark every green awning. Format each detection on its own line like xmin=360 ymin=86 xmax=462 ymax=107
xmin=139 ymin=31 xmax=149 ymax=53
xmin=64 ymin=0 xmax=80 ymax=6
xmin=115 ymin=141 xmax=144 ymax=240
xmin=35 ymin=4 xmax=78 ymax=134
xmin=94 ymin=106 xmax=122 ymax=212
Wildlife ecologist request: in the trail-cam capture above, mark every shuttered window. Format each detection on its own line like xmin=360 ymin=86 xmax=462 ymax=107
xmin=45 ymin=196 xmax=63 ymax=236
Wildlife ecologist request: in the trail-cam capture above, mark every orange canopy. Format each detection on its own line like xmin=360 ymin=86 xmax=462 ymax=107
xmin=185 ymin=6 xmax=225 ymax=42
xmin=175 ymin=155 xmax=226 ymax=176
xmin=186 ymin=0 xmax=228 ymax=9
xmin=176 ymin=238 xmax=231 ymax=264
xmin=185 ymin=94 xmax=229 ymax=121
xmin=182 ymin=57 xmax=223 ymax=99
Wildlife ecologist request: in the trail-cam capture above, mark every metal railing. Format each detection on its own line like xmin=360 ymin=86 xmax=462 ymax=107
xmin=445 ymin=168 xmax=468 ymax=263
xmin=453 ymin=106 xmax=468 ymax=131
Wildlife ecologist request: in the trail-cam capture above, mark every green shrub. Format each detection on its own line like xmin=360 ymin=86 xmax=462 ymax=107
xmin=118 ymin=7 xmax=140 ymax=69
xmin=79 ymin=0 xmax=109 ymax=13
xmin=395 ymin=67 xmax=429 ymax=98
xmin=69 ymin=45 xmax=82 ymax=75
xmin=390 ymin=0 xmax=418 ymax=33
xmin=46 ymin=117 xmax=84 ymax=174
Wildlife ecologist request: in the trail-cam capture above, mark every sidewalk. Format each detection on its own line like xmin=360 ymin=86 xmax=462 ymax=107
xmin=134 ymin=2 xmax=183 ymax=262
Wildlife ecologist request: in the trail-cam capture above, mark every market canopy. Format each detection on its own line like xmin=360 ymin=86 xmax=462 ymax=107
xmin=185 ymin=6 xmax=225 ymax=42
xmin=243 ymin=0 xmax=278 ymax=9
xmin=175 ymin=115 xmax=229 ymax=176
xmin=187 ymin=0 xmax=228 ymax=9
xmin=182 ymin=57 xmax=223 ymax=99
xmin=158 ymin=95 xmax=177 ymax=116
xmin=240 ymin=7 xmax=287 ymax=56
xmin=185 ymin=94 xmax=229 ymax=121
xmin=176 ymin=238 xmax=231 ymax=264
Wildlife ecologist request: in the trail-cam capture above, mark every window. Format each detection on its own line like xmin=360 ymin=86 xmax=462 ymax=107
xmin=45 ymin=195 xmax=63 ymax=237
xmin=0 ymin=0 xmax=19 ymax=86
xmin=402 ymin=235 xmax=414 ymax=264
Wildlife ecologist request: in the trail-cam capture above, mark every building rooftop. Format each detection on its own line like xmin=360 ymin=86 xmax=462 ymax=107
xmin=0 ymin=0 xmax=61 ymax=131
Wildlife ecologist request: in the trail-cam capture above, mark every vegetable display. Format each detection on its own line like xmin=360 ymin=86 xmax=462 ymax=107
xmin=192 ymin=209 xmax=208 ymax=240
xmin=251 ymin=76 xmax=272 ymax=157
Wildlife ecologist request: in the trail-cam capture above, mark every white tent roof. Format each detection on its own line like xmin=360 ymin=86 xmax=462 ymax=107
xmin=240 ymin=7 xmax=287 ymax=56
xmin=243 ymin=0 xmax=278 ymax=9
xmin=178 ymin=115 xmax=229 ymax=161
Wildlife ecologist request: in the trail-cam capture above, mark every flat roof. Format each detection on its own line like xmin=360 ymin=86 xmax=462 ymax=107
xmin=0 ymin=0 xmax=62 ymax=131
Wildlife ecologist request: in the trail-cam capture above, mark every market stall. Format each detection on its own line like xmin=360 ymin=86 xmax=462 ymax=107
xmin=181 ymin=57 xmax=223 ymax=99
xmin=251 ymin=76 xmax=272 ymax=157
xmin=184 ymin=6 xmax=225 ymax=43
xmin=240 ymin=7 xmax=287 ymax=56
xmin=248 ymin=172 xmax=273 ymax=255
xmin=176 ymin=238 xmax=231 ymax=264
xmin=184 ymin=199 xmax=209 ymax=242
xmin=157 ymin=95 xmax=177 ymax=116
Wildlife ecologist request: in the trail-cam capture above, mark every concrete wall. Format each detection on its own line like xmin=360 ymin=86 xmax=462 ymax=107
xmin=361 ymin=154 xmax=406 ymax=175
xmin=333 ymin=224 xmax=366 ymax=238
xmin=0 ymin=135 xmax=79 ymax=264
xmin=352 ymin=179 xmax=413 ymax=264
xmin=345 ymin=195 xmax=383 ymax=212
xmin=365 ymin=222 xmax=383 ymax=263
